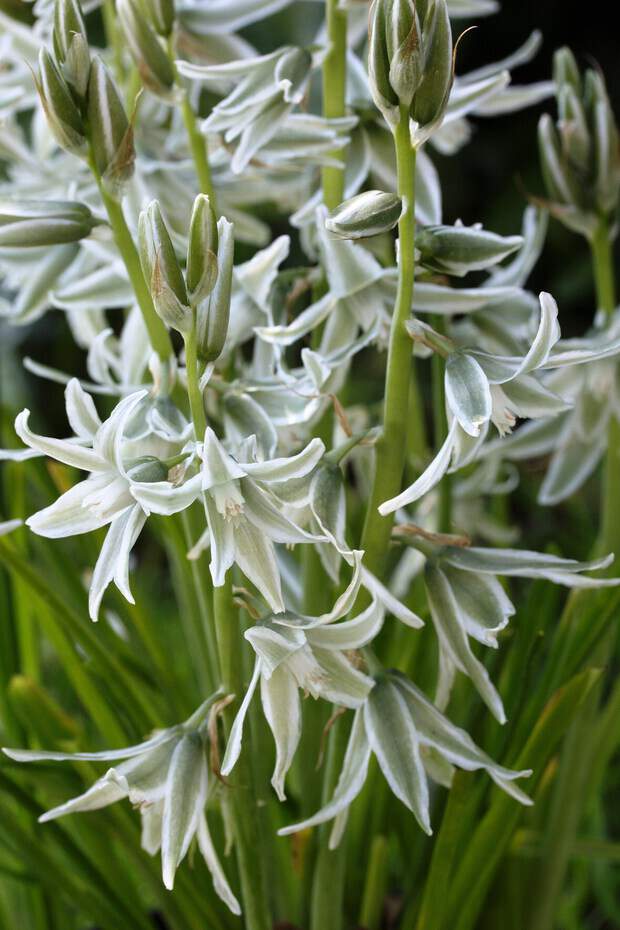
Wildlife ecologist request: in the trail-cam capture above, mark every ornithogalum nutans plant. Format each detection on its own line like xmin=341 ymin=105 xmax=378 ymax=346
xmin=0 ymin=1 xmax=619 ymax=929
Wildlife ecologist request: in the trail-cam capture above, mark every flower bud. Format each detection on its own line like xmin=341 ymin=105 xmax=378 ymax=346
xmin=117 ymin=0 xmax=175 ymax=99
xmin=196 ymin=216 xmax=234 ymax=362
xmin=0 ymin=199 xmax=101 ymax=247
xmin=368 ymin=0 xmax=452 ymax=134
xmin=537 ymin=113 xmax=581 ymax=207
xmin=416 ymin=223 xmax=523 ymax=277
xmin=325 ymin=190 xmax=403 ymax=239
xmin=409 ymin=0 xmax=453 ymax=137
xmin=553 ymin=47 xmax=581 ymax=97
xmin=557 ymin=84 xmax=590 ymax=173
xmin=53 ymin=0 xmax=91 ymax=100
xmin=138 ymin=201 xmax=192 ymax=333
xmin=36 ymin=48 xmax=87 ymax=156
xmin=138 ymin=0 xmax=175 ymax=37
xmin=87 ymin=57 xmax=136 ymax=193
xmin=186 ymin=194 xmax=218 ymax=304
xmin=125 ymin=455 xmax=171 ymax=482
xmin=584 ymin=70 xmax=620 ymax=214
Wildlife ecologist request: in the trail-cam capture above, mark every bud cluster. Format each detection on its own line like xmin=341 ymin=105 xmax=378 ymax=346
xmin=538 ymin=48 xmax=620 ymax=237
xmin=117 ymin=0 xmax=177 ymax=100
xmin=138 ymin=196 xmax=234 ymax=362
xmin=36 ymin=0 xmax=136 ymax=195
xmin=368 ymin=0 xmax=453 ymax=138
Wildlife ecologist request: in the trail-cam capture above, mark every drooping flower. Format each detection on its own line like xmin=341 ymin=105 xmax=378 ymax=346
xmin=2 ymin=695 xmax=240 ymax=911
xmin=278 ymin=670 xmax=532 ymax=848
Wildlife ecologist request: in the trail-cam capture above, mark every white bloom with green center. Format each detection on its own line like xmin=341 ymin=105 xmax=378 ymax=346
xmin=9 ymin=379 xmax=186 ymax=620
xmin=2 ymin=695 xmax=240 ymax=912
xmin=220 ymin=550 xmax=384 ymax=800
xmin=278 ymin=671 xmax=532 ymax=849
xmin=131 ymin=427 xmax=326 ymax=612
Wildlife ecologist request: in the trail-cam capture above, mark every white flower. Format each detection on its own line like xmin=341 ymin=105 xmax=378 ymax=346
xmin=278 ymin=671 xmax=532 ymax=849
xmin=131 ymin=427 xmax=326 ymax=612
xmin=11 ymin=379 xmax=186 ymax=620
xmin=2 ymin=695 xmax=240 ymax=912
xmin=220 ymin=550 xmax=382 ymax=799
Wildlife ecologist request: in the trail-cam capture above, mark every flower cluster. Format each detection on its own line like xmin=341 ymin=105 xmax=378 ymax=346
xmin=0 ymin=0 xmax=618 ymax=924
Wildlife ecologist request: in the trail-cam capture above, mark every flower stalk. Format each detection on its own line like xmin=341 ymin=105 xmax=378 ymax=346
xmin=321 ymin=0 xmax=348 ymax=210
xmin=360 ymin=107 xmax=417 ymax=577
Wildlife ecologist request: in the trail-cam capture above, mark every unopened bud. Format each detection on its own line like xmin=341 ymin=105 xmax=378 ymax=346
xmin=87 ymin=57 xmax=136 ymax=193
xmin=53 ymin=0 xmax=91 ymax=99
xmin=0 ymin=199 xmax=101 ymax=247
xmin=138 ymin=201 xmax=192 ymax=333
xmin=186 ymin=194 xmax=218 ymax=304
xmin=409 ymin=0 xmax=453 ymax=136
xmin=416 ymin=223 xmax=523 ymax=277
xmin=584 ymin=70 xmax=620 ymax=214
xmin=37 ymin=48 xmax=87 ymax=156
xmin=557 ymin=84 xmax=589 ymax=172
xmin=325 ymin=190 xmax=403 ymax=239
xmin=126 ymin=455 xmax=170 ymax=482
xmin=118 ymin=0 xmax=175 ymax=99
xmin=196 ymin=216 xmax=234 ymax=362
xmin=538 ymin=114 xmax=575 ymax=206
xmin=553 ymin=47 xmax=581 ymax=97
xmin=138 ymin=0 xmax=175 ymax=37
xmin=368 ymin=0 xmax=452 ymax=135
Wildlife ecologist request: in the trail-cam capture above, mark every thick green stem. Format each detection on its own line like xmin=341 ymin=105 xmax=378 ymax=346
xmin=180 ymin=92 xmax=217 ymax=208
xmin=590 ymin=218 xmax=619 ymax=558
xmin=213 ymin=577 xmax=271 ymax=930
xmin=183 ymin=318 xmax=207 ymax=440
xmin=360 ymin=109 xmax=417 ymax=576
xmin=321 ymin=0 xmax=348 ymax=210
xmin=96 ymin=182 xmax=173 ymax=363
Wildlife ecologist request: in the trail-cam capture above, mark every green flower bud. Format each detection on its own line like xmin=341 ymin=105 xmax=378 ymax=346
xmin=138 ymin=0 xmax=175 ymax=37
xmin=117 ymin=0 xmax=175 ymax=99
xmin=325 ymin=190 xmax=403 ymax=239
xmin=409 ymin=0 xmax=453 ymax=137
xmin=416 ymin=223 xmax=523 ymax=277
xmin=36 ymin=48 xmax=87 ymax=156
xmin=53 ymin=0 xmax=91 ymax=99
xmin=186 ymin=194 xmax=219 ymax=304
xmin=196 ymin=216 xmax=234 ymax=362
xmin=368 ymin=0 xmax=452 ymax=134
xmin=0 ymin=199 xmax=101 ymax=247
xmin=138 ymin=200 xmax=192 ymax=333
xmin=538 ymin=113 xmax=581 ymax=207
xmin=87 ymin=57 xmax=136 ymax=193
xmin=584 ymin=70 xmax=620 ymax=215
xmin=553 ymin=47 xmax=581 ymax=97
xmin=125 ymin=455 xmax=171 ymax=482
xmin=557 ymin=84 xmax=590 ymax=173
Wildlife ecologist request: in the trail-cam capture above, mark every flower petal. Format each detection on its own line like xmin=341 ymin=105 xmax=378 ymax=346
xmin=378 ymin=419 xmax=458 ymax=515
xmin=260 ymin=666 xmax=301 ymax=800
xmin=196 ymin=815 xmax=242 ymax=915
xmin=15 ymin=409 xmax=106 ymax=472
xmin=161 ymin=732 xmax=208 ymax=890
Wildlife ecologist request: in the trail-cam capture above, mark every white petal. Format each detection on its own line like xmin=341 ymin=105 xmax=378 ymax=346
xmin=161 ymin=733 xmax=208 ymax=890
xmin=15 ymin=409 xmax=106 ymax=472
xmin=64 ymin=378 xmax=102 ymax=439
xmin=445 ymin=353 xmax=492 ymax=437
xmin=233 ymin=518 xmax=284 ymax=612
xmin=378 ymin=419 xmax=458 ymax=515
xmin=364 ymin=679 xmax=431 ymax=834
xmin=26 ymin=474 xmax=115 ymax=538
xmin=241 ymin=437 xmax=325 ymax=482
xmin=221 ymin=660 xmax=261 ymax=777
xmin=260 ymin=666 xmax=301 ymax=800
xmin=278 ymin=709 xmax=370 ymax=838
xmin=196 ymin=815 xmax=242 ymax=915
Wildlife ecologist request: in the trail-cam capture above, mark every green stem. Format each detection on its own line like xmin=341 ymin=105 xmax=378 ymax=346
xmin=360 ymin=109 xmax=417 ymax=577
xmin=310 ymin=713 xmax=349 ymax=930
xmin=180 ymin=92 xmax=217 ymax=208
xmin=183 ymin=318 xmax=207 ymax=439
xmin=95 ymin=179 xmax=173 ymax=363
xmin=431 ymin=315 xmax=451 ymax=533
xmin=321 ymin=0 xmax=348 ymax=211
xmin=359 ymin=835 xmax=389 ymax=930
xmin=213 ymin=577 xmax=271 ymax=930
xmin=590 ymin=217 xmax=619 ymax=558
